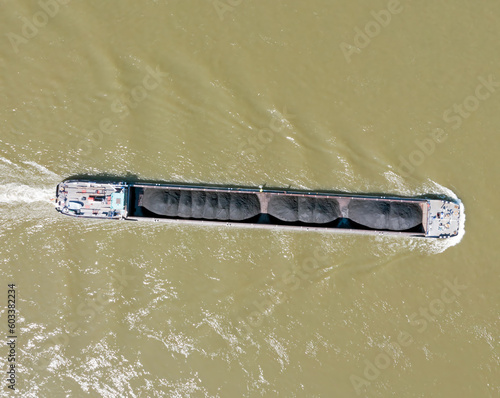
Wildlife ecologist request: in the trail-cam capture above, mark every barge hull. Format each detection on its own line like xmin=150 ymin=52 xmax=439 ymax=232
xmin=55 ymin=180 xmax=461 ymax=239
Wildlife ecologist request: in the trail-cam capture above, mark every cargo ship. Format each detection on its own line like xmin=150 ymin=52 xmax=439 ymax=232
xmin=54 ymin=180 xmax=461 ymax=238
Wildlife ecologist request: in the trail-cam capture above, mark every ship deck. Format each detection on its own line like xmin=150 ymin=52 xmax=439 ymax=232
xmin=426 ymin=200 xmax=461 ymax=238
xmin=55 ymin=181 xmax=127 ymax=219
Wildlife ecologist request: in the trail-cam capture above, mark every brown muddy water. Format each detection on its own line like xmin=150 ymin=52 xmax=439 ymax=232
xmin=0 ymin=1 xmax=498 ymax=397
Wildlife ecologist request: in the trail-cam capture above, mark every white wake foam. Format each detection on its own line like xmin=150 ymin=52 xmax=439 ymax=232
xmin=22 ymin=161 xmax=60 ymax=179
xmin=0 ymin=183 xmax=54 ymax=204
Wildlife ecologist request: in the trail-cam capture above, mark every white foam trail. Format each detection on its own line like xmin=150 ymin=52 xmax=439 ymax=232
xmin=22 ymin=161 xmax=60 ymax=178
xmin=0 ymin=157 xmax=14 ymax=166
xmin=382 ymin=172 xmax=460 ymax=200
xmin=383 ymin=170 xmax=409 ymax=194
xmin=423 ymin=179 xmax=458 ymax=200
xmin=0 ymin=183 xmax=53 ymax=204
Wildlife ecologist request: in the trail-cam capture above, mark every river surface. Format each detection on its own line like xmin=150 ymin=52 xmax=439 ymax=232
xmin=0 ymin=1 xmax=498 ymax=397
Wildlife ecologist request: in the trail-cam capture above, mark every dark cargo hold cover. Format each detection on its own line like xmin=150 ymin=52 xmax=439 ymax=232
xmin=348 ymin=200 xmax=422 ymax=231
xmin=142 ymin=188 xmax=261 ymax=221
xmin=267 ymin=195 xmax=341 ymax=224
